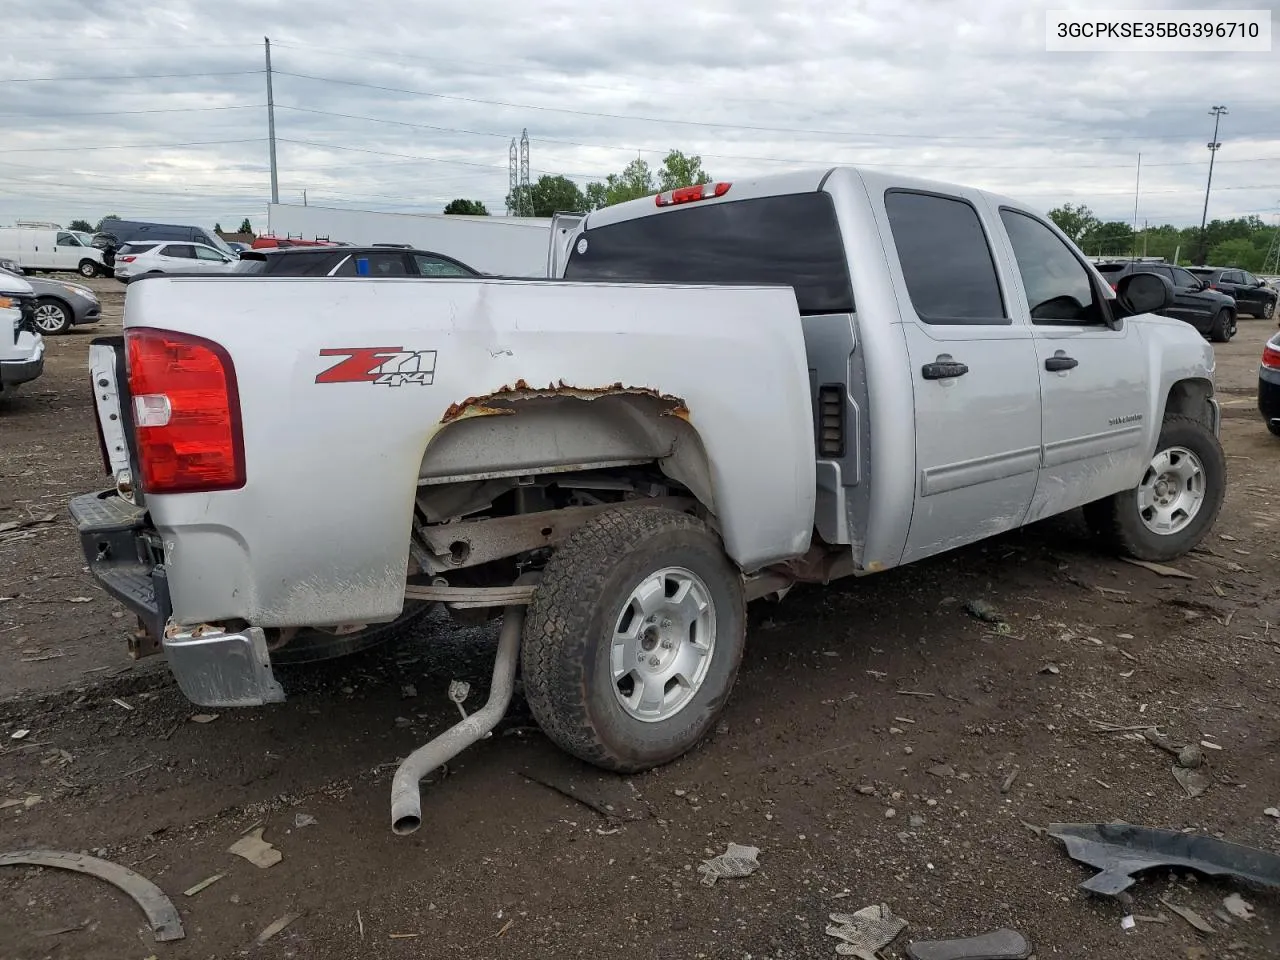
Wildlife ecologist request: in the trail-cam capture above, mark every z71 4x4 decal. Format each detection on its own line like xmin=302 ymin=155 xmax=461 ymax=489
xmin=315 ymin=347 xmax=437 ymax=387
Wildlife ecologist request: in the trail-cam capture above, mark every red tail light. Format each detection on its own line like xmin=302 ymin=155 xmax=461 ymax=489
xmin=1263 ymin=343 xmax=1280 ymax=370
xmin=655 ymin=182 xmax=731 ymax=207
xmin=118 ymin=255 xmax=136 ymax=263
xmin=125 ymin=327 xmax=244 ymax=494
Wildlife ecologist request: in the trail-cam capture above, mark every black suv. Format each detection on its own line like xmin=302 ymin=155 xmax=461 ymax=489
xmin=232 ymin=246 xmax=478 ymax=278
xmin=1187 ymin=266 xmax=1277 ymax=321
xmin=1094 ymin=260 xmax=1237 ymax=342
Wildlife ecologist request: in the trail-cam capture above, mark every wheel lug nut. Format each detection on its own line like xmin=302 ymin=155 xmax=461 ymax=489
xmin=648 ymin=656 xmax=660 ymax=667
xmin=661 ymin=618 xmax=671 ymax=628
xmin=638 ymin=652 xmax=645 ymax=662
xmin=661 ymin=639 xmax=673 ymax=649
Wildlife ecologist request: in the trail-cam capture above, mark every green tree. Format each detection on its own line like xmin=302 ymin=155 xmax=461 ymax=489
xmin=443 ymin=199 xmax=490 ymax=216
xmin=584 ymin=158 xmax=656 ymax=210
xmin=1080 ymin=221 xmax=1134 ymax=257
xmin=68 ymin=219 xmax=93 ymax=232
xmin=657 ymin=150 xmax=710 ymax=192
xmin=1046 ymin=203 xmax=1099 ymax=244
xmin=506 ymin=175 xmax=587 ymax=217
xmin=238 ymin=218 xmax=254 ymax=234
xmin=1208 ymin=237 xmax=1264 ymax=272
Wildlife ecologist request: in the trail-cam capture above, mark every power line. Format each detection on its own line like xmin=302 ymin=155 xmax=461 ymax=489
xmin=273 ymin=68 xmax=1276 ymax=144
xmin=0 ymin=70 xmax=264 ymax=83
xmin=0 ymin=104 xmax=262 ymax=119
xmin=0 ymin=137 xmax=266 ymax=154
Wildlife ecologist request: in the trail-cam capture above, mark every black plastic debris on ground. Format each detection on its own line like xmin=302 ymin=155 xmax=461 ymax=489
xmin=1047 ymin=822 xmax=1280 ymax=897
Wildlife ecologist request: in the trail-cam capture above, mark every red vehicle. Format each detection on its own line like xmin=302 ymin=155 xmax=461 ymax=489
xmin=250 ymin=235 xmax=339 ymax=250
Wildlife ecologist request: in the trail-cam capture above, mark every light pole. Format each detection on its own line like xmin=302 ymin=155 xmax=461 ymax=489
xmin=1197 ymin=105 xmax=1227 ymax=264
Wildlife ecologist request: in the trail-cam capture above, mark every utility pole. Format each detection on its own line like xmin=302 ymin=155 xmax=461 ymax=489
xmin=265 ymin=37 xmax=279 ymax=205
xmin=1131 ymin=153 xmax=1141 ymax=258
xmin=302 ymin=189 xmax=307 ymax=207
xmin=1197 ymin=105 xmax=1227 ymax=264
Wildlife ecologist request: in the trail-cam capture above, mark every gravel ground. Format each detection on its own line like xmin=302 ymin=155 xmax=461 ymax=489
xmin=1 ymin=277 xmax=1277 ymax=959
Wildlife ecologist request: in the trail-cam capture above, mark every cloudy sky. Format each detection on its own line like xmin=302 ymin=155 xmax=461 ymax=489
xmin=2 ymin=0 xmax=1277 ymax=233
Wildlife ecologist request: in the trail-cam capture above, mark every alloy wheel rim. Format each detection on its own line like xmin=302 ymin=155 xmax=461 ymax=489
xmin=34 ymin=304 xmax=66 ymax=332
xmin=609 ymin=566 xmax=716 ymax=723
xmin=1136 ymin=445 xmax=1206 ymax=536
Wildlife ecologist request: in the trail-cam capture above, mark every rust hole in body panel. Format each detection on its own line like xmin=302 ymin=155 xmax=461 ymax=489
xmin=440 ymin=379 xmax=690 ymax=424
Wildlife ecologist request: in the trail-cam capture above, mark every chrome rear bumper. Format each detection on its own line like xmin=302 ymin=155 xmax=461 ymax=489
xmin=163 ymin=623 xmax=285 ymax=708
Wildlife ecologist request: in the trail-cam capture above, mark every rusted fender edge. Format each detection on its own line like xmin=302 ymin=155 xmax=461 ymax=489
xmin=0 ymin=849 xmax=185 ymax=942
xmin=441 ymin=378 xmax=691 ymax=424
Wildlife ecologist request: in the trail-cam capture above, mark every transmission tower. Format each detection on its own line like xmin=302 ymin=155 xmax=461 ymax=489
xmin=507 ymin=139 xmax=518 ymax=216
xmin=1265 ymin=222 xmax=1280 ymax=275
xmin=519 ymin=128 xmax=531 ymax=217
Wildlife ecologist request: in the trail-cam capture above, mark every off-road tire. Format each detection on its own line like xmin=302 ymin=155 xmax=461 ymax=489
xmin=1083 ymin=415 xmax=1225 ymax=562
xmin=1208 ymin=308 xmax=1235 ymax=343
xmin=268 ymin=600 xmax=433 ymax=664
xmin=522 ymin=505 xmax=746 ymax=773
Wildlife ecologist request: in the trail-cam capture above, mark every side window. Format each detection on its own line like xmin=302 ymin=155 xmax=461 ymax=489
xmin=1172 ymin=267 xmax=1201 ymax=288
xmin=414 ymin=254 xmax=472 ymax=277
xmin=194 ymin=245 xmax=225 ymax=261
xmin=162 ymin=244 xmax=195 ymax=259
xmin=56 ymin=232 xmax=80 ymax=246
xmin=332 ymin=253 xmax=409 ymax=277
xmin=1241 ymin=272 xmax=1258 ymax=286
xmin=998 ymin=209 xmax=1106 ymax=325
xmin=1145 ymin=265 xmax=1174 ymax=283
xmin=884 ymin=190 xmax=1006 ymax=324
xmin=1227 ymin=270 xmax=1245 ymax=284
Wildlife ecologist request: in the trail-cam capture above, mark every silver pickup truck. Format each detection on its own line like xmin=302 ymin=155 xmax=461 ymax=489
xmin=71 ymin=167 xmax=1223 ymax=834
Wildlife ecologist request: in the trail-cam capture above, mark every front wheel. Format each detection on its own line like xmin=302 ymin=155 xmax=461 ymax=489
xmin=1083 ymin=415 xmax=1225 ymax=562
xmin=522 ymin=506 xmax=746 ymax=773
xmin=1208 ymin=309 xmax=1236 ymax=342
xmin=78 ymin=259 xmax=98 ymax=278
xmin=34 ymin=299 xmax=71 ymax=335
xmin=1263 ymin=299 xmax=1276 ymax=321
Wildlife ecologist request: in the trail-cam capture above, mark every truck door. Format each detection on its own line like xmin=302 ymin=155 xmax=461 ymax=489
xmin=55 ymin=231 xmax=81 ymax=270
xmin=993 ymin=207 xmax=1150 ymax=521
xmin=882 ymin=189 xmax=1043 ymax=564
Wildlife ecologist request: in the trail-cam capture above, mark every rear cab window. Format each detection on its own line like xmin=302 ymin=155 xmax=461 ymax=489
xmin=884 ymin=190 xmax=1006 ymax=324
xmin=563 ymin=192 xmax=854 ymax=315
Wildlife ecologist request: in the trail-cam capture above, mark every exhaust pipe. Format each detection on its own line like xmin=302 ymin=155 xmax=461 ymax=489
xmin=390 ymin=604 xmax=526 ymax=836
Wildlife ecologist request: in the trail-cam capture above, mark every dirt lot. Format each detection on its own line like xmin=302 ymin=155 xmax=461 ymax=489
xmin=2 ymin=278 xmax=1278 ymax=959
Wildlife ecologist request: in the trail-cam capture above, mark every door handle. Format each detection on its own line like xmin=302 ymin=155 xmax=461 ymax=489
xmin=921 ymin=357 xmax=969 ymax=380
xmin=1044 ymin=355 xmax=1079 ymax=372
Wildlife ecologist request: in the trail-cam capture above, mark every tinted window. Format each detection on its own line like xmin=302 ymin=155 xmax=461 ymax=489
xmin=262 ymin=252 xmax=347 ymax=276
xmin=1172 ymin=267 xmax=1201 ymax=288
xmin=162 ymin=244 xmax=195 ymax=259
xmin=999 ymin=209 xmax=1105 ymax=325
xmin=414 ymin=254 xmax=473 ymax=277
xmin=1241 ymin=272 xmax=1258 ymax=285
xmin=332 ymin=253 xmax=409 ymax=277
xmin=119 ymin=242 xmax=158 ymax=255
xmin=1145 ymin=265 xmax=1174 ymax=282
xmin=563 ymin=193 xmax=854 ymax=315
xmin=884 ymin=190 xmax=1006 ymax=324
xmin=1095 ymin=263 xmax=1126 ymax=276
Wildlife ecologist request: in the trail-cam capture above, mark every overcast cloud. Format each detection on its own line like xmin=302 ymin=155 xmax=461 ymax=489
xmin=1 ymin=0 xmax=1276 ymax=231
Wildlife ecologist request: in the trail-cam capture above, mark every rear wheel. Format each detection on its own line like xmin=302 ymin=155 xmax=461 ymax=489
xmin=1209 ymin=309 xmax=1236 ymax=342
xmin=33 ymin=299 xmax=71 ymax=335
xmin=1083 ymin=415 xmax=1225 ymax=562
xmin=522 ymin=506 xmax=745 ymax=773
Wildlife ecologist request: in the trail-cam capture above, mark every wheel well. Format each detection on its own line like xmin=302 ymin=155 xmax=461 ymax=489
xmin=1163 ymin=378 xmax=1215 ymax=431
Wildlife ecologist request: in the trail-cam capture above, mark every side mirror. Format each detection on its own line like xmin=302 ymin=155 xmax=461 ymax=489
xmin=1114 ymin=271 xmax=1174 ymax=317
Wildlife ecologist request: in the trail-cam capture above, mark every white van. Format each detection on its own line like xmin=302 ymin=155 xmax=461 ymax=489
xmin=0 ymin=227 xmax=106 ymax=277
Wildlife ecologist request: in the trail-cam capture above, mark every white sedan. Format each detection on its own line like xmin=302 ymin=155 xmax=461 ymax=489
xmin=114 ymin=241 xmax=238 ymax=282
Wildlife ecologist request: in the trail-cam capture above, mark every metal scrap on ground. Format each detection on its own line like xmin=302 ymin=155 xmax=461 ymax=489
xmin=0 ymin=849 xmax=184 ymax=942
xmin=697 ymin=842 xmax=760 ymax=886
xmin=825 ymin=904 xmax=907 ymax=958
xmin=905 ymin=928 xmax=1032 ymax=960
xmin=1047 ymin=823 xmax=1280 ymax=897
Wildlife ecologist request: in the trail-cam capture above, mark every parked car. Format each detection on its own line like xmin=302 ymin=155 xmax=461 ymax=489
xmin=1260 ymin=330 xmax=1280 ymax=437
xmin=70 ymin=167 xmax=1226 ymax=836
xmin=0 ymin=270 xmax=44 ymax=395
xmin=0 ymin=256 xmax=23 ymax=275
xmin=250 ymin=235 xmax=338 ymax=250
xmin=1095 ymin=260 xmax=1237 ymax=341
xmin=1187 ymin=266 xmax=1278 ymax=320
xmin=230 ymin=245 xmax=479 ymax=277
xmin=98 ymin=219 xmax=235 ymax=259
xmin=113 ymin=241 xmax=239 ymax=282
xmin=0 ymin=227 xmax=108 ymax=277
xmin=225 ymin=241 xmax=252 ymax=254
xmin=0 ymin=267 xmax=100 ymax=335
